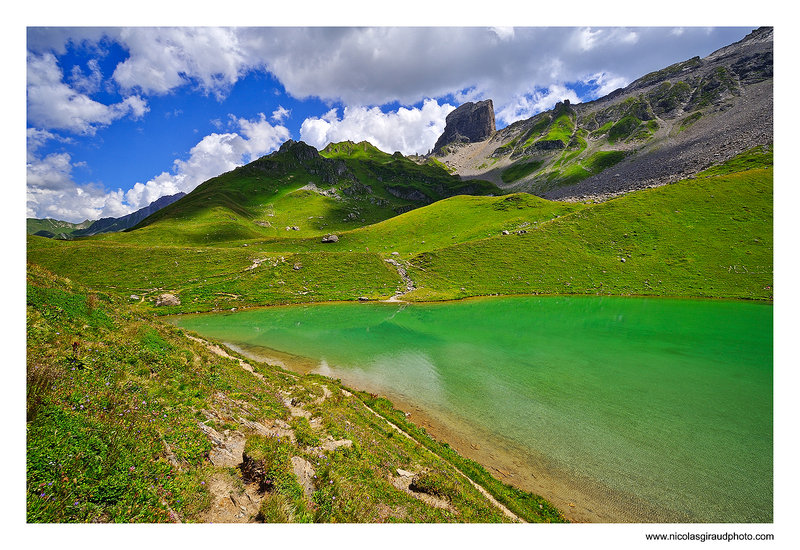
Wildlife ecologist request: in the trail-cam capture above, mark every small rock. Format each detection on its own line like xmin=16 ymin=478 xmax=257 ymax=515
xmin=321 ymin=234 xmax=339 ymax=243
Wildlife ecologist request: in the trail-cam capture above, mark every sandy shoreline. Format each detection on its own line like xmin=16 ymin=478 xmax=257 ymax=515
xmin=221 ymin=341 xmax=683 ymax=523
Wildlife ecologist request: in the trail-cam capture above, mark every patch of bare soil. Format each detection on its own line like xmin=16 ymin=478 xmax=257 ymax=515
xmin=199 ymin=471 xmax=263 ymax=523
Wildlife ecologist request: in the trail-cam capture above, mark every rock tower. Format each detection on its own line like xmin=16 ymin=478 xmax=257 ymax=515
xmin=432 ymin=99 xmax=496 ymax=154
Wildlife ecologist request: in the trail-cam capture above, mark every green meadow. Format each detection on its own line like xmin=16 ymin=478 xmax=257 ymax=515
xmin=28 ymin=145 xmax=773 ymax=313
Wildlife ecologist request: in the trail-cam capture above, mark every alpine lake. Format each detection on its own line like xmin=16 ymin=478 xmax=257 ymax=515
xmin=167 ymin=295 xmax=773 ymax=523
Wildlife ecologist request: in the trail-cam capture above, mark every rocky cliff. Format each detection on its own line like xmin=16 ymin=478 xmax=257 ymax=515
xmin=432 ymin=99 xmax=496 ymax=154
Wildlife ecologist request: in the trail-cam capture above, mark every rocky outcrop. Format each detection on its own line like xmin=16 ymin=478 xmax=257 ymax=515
xmin=155 ymin=293 xmax=181 ymax=307
xmin=433 ymin=100 xmax=496 ymax=153
xmin=438 ymin=27 xmax=772 ymax=202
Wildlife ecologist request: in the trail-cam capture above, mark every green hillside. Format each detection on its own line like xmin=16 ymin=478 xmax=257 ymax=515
xmin=97 ymin=140 xmax=501 ymax=247
xmin=405 ymin=166 xmax=772 ymax=302
xmin=27 ymin=145 xmax=773 ymax=314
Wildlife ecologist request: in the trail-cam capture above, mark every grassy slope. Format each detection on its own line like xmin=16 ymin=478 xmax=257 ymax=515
xmin=254 ymin=193 xmax=585 ymax=257
xmin=26 ymin=238 xmax=401 ymax=313
xmin=405 ymin=166 xmax=772 ymax=301
xmin=28 ymin=147 xmax=773 ymax=312
xmin=105 ymin=140 xmax=502 ymax=248
xmin=26 ymin=263 xmax=564 ymax=523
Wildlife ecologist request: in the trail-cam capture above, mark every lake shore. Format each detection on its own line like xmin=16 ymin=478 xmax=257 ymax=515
xmin=221 ymin=340 xmax=680 ymax=523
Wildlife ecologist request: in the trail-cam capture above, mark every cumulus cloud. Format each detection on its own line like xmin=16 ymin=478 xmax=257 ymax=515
xmin=299 ymin=99 xmax=455 ymax=155
xmin=29 ymin=26 xmax=754 ymax=126
xmin=26 ymin=149 xmax=127 ymax=222
xmin=111 ymin=27 xmax=252 ymax=99
xmin=495 ymin=85 xmax=582 ymax=125
xmin=123 ymin=113 xmax=290 ymax=211
xmin=27 ymin=52 xmax=148 ymax=134
xmin=27 ymin=114 xmax=290 ymax=222
xmin=271 ymin=105 xmax=291 ymax=123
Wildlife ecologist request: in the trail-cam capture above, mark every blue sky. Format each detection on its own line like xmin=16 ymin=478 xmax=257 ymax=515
xmin=25 ymin=24 xmax=758 ymax=223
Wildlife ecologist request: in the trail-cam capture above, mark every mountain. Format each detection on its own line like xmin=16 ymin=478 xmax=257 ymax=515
xmin=431 ymin=27 xmax=773 ymax=202
xmin=26 ymin=218 xmax=93 ymax=240
xmin=118 ymin=139 xmax=501 ymax=245
xmin=27 ymin=192 xmax=186 ymax=239
xmin=72 ymin=192 xmax=187 ymax=237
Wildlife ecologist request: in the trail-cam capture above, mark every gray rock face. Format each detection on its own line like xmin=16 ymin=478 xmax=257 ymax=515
xmin=433 ymin=99 xmax=496 ymax=153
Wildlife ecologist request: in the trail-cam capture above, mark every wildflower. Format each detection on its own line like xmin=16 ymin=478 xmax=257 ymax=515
xmin=129 ymin=466 xmax=135 ymax=472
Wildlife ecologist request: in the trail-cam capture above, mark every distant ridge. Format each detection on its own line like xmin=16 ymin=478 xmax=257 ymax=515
xmin=28 ymin=192 xmax=186 ymax=239
xmin=74 ymin=192 xmax=187 ymax=236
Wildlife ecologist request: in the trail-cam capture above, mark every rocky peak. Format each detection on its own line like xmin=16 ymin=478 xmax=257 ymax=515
xmin=432 ymin=99 xmax=496 ymax=153
xmin=279 ymin=140 xmax=320 ymax=162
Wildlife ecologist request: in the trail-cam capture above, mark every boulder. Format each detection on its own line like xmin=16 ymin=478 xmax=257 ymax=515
xmin=321 ymin=234 xmax=339 ymax=243
xmin=155 ymin=293 xmax=181 ymax=307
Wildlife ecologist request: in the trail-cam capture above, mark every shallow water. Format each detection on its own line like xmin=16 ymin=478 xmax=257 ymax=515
xmin=169 ymin=295 xmax=773 ymax=523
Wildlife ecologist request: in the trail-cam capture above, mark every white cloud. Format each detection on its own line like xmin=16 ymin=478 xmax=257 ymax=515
xmin=27 ymin=114 xmax=290 ymax=222
xmin=111 ymin=27 xmax=251 ymax=99
xmin=69 ymin=59 xmax=103 ymax=94
xmin=495 ymin=85 xmax=581 ymax=125
xmin=300 ymin=99 xmax=455 ymax=155
xmin=489 ymin=27 xmax=515 ymax=41
xmin=581 ymin=71 xmax=629 ymax=99
xmin=27 ymin=52 xmax=149 ymax=134
xmin=123 ymin=113 xmax=290 ymax=211
xmin=271 ymin=105 xmax=291 ymax=123
xmin=26 ymin=150 xmax=129 ymax=222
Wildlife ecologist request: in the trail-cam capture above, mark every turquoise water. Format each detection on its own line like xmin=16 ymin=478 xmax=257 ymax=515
xmin=169 ymin=296 xmax=773 ymax=523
